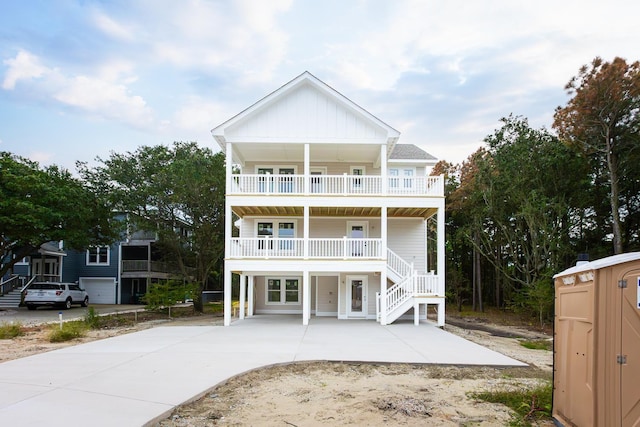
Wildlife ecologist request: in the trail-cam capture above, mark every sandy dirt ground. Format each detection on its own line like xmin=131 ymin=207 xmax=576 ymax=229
xmin=0 ymin=312 xmax=554 ymax=426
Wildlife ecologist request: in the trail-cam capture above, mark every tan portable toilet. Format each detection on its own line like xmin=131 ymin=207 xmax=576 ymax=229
xmin=553 ymin=252 xmax=640 ymax=426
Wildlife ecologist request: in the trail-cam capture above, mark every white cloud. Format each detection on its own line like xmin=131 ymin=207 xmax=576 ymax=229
xmin=54 ymin=75 xmax=153 ymax=127
xmin=91 ymin=9 xmax=135 ymax=41
xmin=28 ymin=150 xmax=54 ymax=165
xmin=1 ymin=50 xmax=153 ymax=129
xmin=139 ymin=0 xmax=292 ymax=84
xmin=172 ymin=97 xmax=230 ymax=133
xmin=2 ymin=50 xmax=49 ymax=90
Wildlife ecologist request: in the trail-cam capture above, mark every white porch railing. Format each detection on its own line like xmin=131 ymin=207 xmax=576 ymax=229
xmin=387 ymin=248 xmax=412 ymax=279
xmin=229 ymin=237 xmax=383 ymax=259
xmin=230 ymin=174 xmax=443 ymax=197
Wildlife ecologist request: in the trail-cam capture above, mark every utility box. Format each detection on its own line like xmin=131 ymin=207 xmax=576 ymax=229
xmin=553 ymin=253 xmax=640 ymax=426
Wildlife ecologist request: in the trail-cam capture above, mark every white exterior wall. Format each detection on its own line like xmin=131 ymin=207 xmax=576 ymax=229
xmin=240 ymin=217 xmax=382 ymax=239
xmin=387 ymin=218 xmax=426 ymax=273
xmin=315 ymin=276 xmax=338 ymax=315
xmin=242 ymin=161 xmax=380 ymax=176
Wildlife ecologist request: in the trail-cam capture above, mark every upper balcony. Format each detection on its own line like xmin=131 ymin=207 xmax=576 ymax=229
xmin=230 ymin=174 xmax=444 ymax=197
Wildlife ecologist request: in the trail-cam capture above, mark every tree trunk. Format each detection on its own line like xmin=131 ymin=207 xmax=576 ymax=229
xmin=472 ymin=247 xmax=477 ymax=312
xmin=606 ymin=134 xmax=623 ymax=254
xmin=475 ymin=247 xmax=483 ymax=312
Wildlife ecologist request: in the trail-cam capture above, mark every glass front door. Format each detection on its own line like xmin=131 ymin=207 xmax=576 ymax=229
xmin=347 ymin=275 xmax=367 ymax=317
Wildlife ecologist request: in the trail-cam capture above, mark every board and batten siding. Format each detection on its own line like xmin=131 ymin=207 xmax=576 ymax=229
xmin=226 ymin=84 xmax=387 ymax=140
xmin=387 ymin=218 xmax=426 ymax=273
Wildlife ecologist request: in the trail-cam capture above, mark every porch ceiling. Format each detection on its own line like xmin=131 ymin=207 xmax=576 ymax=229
xmin=234 ymin=142 xmax=382 ymax=165
xmin=232 ymin=206 xmax=437 ymax=218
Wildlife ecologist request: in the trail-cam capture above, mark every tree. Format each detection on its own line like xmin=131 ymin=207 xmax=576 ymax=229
xmin=78 ymin=142 xmax=226 ymax=312
xmin=0 ymin=152 xmax=118 ymax=278
xmin=553 ymin=57 xmax=640 ymax=254
xmin=463 ymin=116 xmax=589 ymax=322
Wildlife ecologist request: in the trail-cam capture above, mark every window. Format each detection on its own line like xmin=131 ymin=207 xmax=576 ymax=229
xmin=278 ymin=222 xmax=295 ymax=250
xmin=87 ymin=247 xmax=109 ymax=265
xmin=403 ymin=168 xmax=414 ymax=189
xmin=257 ymin=222 xmax=273 ymax=250
xmin=389 ymin=168 xmax=399 ymax=188
xmin=350 ymin=166 xmax=365 ymax=190
xmin=266 ymin=277 xmax=300 ymax=304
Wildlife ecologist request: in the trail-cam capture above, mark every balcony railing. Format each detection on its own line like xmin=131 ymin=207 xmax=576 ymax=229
xmin=230 ymin=237 xmax=383 ymax=259
xmin=230 ymin=174 xmax=443 ymax=196
xmin=121 ymin=260 xmax=174 ymax=273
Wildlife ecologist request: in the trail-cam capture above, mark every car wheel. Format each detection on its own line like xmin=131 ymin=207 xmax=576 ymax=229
xmin=81 ymin=296 xmax=89 ymax=307
xmin=27 ymin=304 xmax=36 ymax=311
xmin=64 ymin=298 xmax=72 ymax=310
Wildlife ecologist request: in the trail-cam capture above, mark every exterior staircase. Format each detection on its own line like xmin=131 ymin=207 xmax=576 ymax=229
xmin=0 ymin=289 xmax=22 ymax=308
xmin=380 ymin=249 xmax=445 ymax=326
xmin=0 ymin=275 xmax=30 ymax=309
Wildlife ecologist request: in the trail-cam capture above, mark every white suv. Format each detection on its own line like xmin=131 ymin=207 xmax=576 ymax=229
xmin=24 ymin=282 xmax=89 ymax=310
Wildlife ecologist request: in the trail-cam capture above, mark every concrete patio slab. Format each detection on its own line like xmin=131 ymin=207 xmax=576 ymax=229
xmin=0 ymin=316 xmax=526 ymax=426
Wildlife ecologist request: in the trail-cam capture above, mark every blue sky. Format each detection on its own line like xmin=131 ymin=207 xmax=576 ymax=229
xmin=1 ymin=0 xmax=638 ymax=170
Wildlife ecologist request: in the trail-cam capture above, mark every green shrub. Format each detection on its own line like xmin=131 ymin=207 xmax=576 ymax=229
xmin=84 ymin=306 xmax=101 ymax=329
xmin=0 ymin=322 xmax=23 ymax=339
xmin=471 ymin=381 xmax=552 ymax=426
xmin=48 ymin=321 xmax=87 ymax=342
xmin=142 ymin=281 xmax=197 ymax=311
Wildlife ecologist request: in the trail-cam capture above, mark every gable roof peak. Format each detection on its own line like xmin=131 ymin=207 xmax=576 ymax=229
xmin=211 ymin=71 xmax=400 ymax=148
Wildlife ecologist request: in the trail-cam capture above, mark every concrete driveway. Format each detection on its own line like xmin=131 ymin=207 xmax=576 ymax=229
xmin=0 ymin=315 xmax=526 ymax=427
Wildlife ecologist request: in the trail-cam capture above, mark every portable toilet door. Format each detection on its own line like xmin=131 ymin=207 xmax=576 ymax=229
xmin=620 ymin=265 xmax=640 ymax=425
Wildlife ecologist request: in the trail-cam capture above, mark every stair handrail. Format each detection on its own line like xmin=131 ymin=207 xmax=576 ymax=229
xmin=387 ymin=248 xmax=412 ymax=279
xmin=0 ymin=275 xmax=20 ymax=295
xmin=385 ymin=274 xmax=414 ymax=314
xmin=20 ymin=276 xmax=38 ymax=293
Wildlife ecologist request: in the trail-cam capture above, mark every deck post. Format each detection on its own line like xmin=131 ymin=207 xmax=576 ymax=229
xmin=247 ymin=275 xmax=254 ymax=317
xmin=302 ymin=270 xmax=310 ymax=325
xmin=223 ymin=266 xmax=232 ymax=326
xmin=239 ymin=274 xmax=245 ymax=320
xmin=380 ymin=267 xmax=387 ymax=325
xmin=414 ymin=300 xmax=420 ymax=325
xmin=437 ymin=299 xmax=445 ymax=326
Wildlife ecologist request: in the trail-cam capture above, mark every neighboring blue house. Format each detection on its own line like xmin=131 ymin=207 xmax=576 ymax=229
xmin=1 ymin=215 xmax=185 ymax=306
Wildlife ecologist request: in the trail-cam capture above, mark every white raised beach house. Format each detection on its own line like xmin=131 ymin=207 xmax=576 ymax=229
xmin=212 ymin=72 xmax=445 ymax=327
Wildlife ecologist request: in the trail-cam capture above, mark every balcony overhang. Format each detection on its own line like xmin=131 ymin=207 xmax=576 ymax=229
xmin=231 ymin=206 xmax=437 ymax=218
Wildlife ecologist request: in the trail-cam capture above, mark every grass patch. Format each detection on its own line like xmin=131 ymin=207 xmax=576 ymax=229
xmin=48 ymin=321 xmax=87 ymax=343
xmin=519 ymin=339 xmax=552 ymax=351
xmin=470 ymin=381 xmax=552 ymax=426
xmin=0 ymin=322 xmax=24 ymax=339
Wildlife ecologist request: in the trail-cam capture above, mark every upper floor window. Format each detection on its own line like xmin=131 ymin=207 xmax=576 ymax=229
xmin=87 ymin=247 xmax=110 ymax=265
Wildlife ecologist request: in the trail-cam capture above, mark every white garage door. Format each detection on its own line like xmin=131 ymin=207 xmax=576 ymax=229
xmin=80 ymin=278 xmax=116 ymax=304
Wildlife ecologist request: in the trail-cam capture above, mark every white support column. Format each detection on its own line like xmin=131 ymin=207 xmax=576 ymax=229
xmin=381 ymin=206 xmax=387 ymax=256
xmin=223 ymin=266 xmax=232 ymax=326
xmin=437 ymin=300 xmax=445 ymax=327
xmin=239 ymin=274 xmax=246 ymax=320
xmin=437 ymin=199 xmax=446 ymax=326
xmin=380 ymin=144 xmax=387 ymax=195
xmin=437 ymin=201 xmax=445 ymax=297
xmin=304 ymin=143 xmax=310 ymax=195
xmin=414 ymin=301 xmax=420 ymax=326
xmin=304 ymin=205 xmax=309 ymax=259
xmin=225 ymin=142 xmax=232 ymax=194
xmin=380 ymin=267 xmax=387 ymax=326
xmin=247 ymin=275 xmax=254 ymax=317
xmin=302 ymin=270 xmax=310 ymax=325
